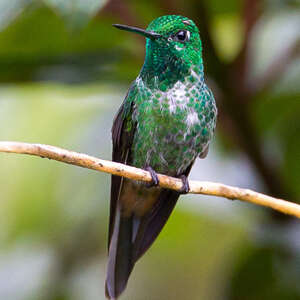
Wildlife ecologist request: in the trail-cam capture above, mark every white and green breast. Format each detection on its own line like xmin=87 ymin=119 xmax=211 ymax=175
xmin=131 ymin=69 xmax=217 ymax=176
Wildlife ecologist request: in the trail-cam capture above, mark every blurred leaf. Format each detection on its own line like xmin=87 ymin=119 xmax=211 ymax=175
xmin=0 ymin=0 xmax=31 ymax=31
xmin=253 ymin=93 xmax=300 ymax=133
xmin=0 ymin=5 xmax=131 ymax=82
xmin=43 ymin=0 xmax=108 ymax=28
xmin=211 ymin=14 xmax=244 ymax=62
xmin=205 ymin=0 xmax=241 ymax=14
xmin=228 ymin=244 xmax=300 ymax=300
xmin=281 ymin=116 xmax=300 ymax=199
xmin=252 ymin=92 xmax=300 ymax=198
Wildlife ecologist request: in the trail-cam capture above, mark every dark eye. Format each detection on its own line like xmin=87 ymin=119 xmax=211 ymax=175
xmin=174 ymin=30 xmax=190 ymax=42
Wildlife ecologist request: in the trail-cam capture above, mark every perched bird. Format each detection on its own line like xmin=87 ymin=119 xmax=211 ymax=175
xmin=106 ymin=15 xmax=217 ymax=299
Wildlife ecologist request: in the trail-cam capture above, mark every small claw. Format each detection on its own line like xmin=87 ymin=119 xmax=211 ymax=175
xmin=145 ymin=166 xmax=159 ymax=188
xmin=179 ymin=175 xmax=190 ymax=194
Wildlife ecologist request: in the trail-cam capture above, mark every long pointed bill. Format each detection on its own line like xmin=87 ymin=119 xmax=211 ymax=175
xmin=113 ymin=24 xmax=161 ymax=40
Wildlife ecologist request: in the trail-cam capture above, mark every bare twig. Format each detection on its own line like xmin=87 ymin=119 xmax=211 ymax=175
xmin=0 ymin=141 xmax=299 ymax=219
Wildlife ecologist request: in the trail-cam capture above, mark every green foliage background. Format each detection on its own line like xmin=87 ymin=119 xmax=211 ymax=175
xmin=0 ymin=1 xmax=299 ymax=299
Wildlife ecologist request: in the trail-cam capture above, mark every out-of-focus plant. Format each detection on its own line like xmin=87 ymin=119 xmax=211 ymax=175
xmin=0 ymin=0 xmax=108 ymax=30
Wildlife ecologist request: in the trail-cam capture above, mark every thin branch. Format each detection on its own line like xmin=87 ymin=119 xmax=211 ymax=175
xmin=0 ymin=141 xmax=299 ymax=219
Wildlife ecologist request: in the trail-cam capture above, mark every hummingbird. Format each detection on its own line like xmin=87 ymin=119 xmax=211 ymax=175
xmin=106 ymin=15 xmax=217 ymax=299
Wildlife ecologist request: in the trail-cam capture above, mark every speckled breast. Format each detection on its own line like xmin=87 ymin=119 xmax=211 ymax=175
xmin=131 ymin=75 xmax=217 ymax=176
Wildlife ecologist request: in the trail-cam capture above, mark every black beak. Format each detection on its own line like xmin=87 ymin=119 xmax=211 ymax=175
xmin=113 ymin=24 xmax=161 ymax=40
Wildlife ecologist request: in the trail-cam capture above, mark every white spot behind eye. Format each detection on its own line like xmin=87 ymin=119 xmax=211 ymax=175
xmin=186 ymin=31 xmax=191 ymax=40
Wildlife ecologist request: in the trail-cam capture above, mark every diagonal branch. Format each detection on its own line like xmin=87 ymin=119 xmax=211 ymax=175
xmin=0 ymin=141 xmax=299 ymax=219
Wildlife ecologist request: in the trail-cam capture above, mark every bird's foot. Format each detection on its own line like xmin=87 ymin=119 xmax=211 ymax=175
xmin=179 ymin=175 xmax=190 ymax=194
xmin=145 ymin=166 xmax=159 ymax=188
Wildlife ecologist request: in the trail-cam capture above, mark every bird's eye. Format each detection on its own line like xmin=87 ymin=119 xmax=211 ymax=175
xmin=174 ymin=30 xmax=190 ymax=42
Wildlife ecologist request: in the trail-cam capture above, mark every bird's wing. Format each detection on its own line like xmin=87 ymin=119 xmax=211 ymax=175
xmin=109 ymin=83 xmax=137 ymax=247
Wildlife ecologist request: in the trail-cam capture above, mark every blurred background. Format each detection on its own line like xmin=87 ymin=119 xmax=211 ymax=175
xmin=0 ymin=0 xmax=299 ymax=299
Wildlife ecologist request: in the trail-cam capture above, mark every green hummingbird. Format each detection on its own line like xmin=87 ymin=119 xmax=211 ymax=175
xmin=106 ymin=15 xmax=217 ymax=299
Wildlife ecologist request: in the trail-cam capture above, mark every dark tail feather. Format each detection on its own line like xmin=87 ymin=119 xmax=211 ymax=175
xmin=105 ymin=203 xmax=134 ymax=299
xmin=133 ymin=189 xmax=179 ymax=261
xmin=105 ymin=190 xmax=179 ymax=299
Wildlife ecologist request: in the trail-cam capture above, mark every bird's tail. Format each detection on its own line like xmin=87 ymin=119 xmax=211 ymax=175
xmin=105 ymin=190 xmax=179 ymax=299
xmin=105 ymin=201 xmax=134 ymax=299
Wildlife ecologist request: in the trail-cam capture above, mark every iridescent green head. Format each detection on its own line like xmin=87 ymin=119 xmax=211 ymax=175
xmin=114 ymin=15 xmax=203 ymax=85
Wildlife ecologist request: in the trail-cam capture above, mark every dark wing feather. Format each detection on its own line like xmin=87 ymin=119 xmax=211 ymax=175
xmin=109 ymin=85 xmax=136 ymax=247
xmin=106 ymin=85 xmax=137 ymax=299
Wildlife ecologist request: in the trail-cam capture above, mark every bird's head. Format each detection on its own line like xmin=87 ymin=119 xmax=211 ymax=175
xmin=114 ymin=15 xmax=203 ymax=84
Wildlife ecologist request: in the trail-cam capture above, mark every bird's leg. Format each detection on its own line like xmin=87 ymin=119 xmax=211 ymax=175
xmin=179 ymin=175 xmax=190 ymax=194
xmin=145 ymin=166 xmax=159 ymax=188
